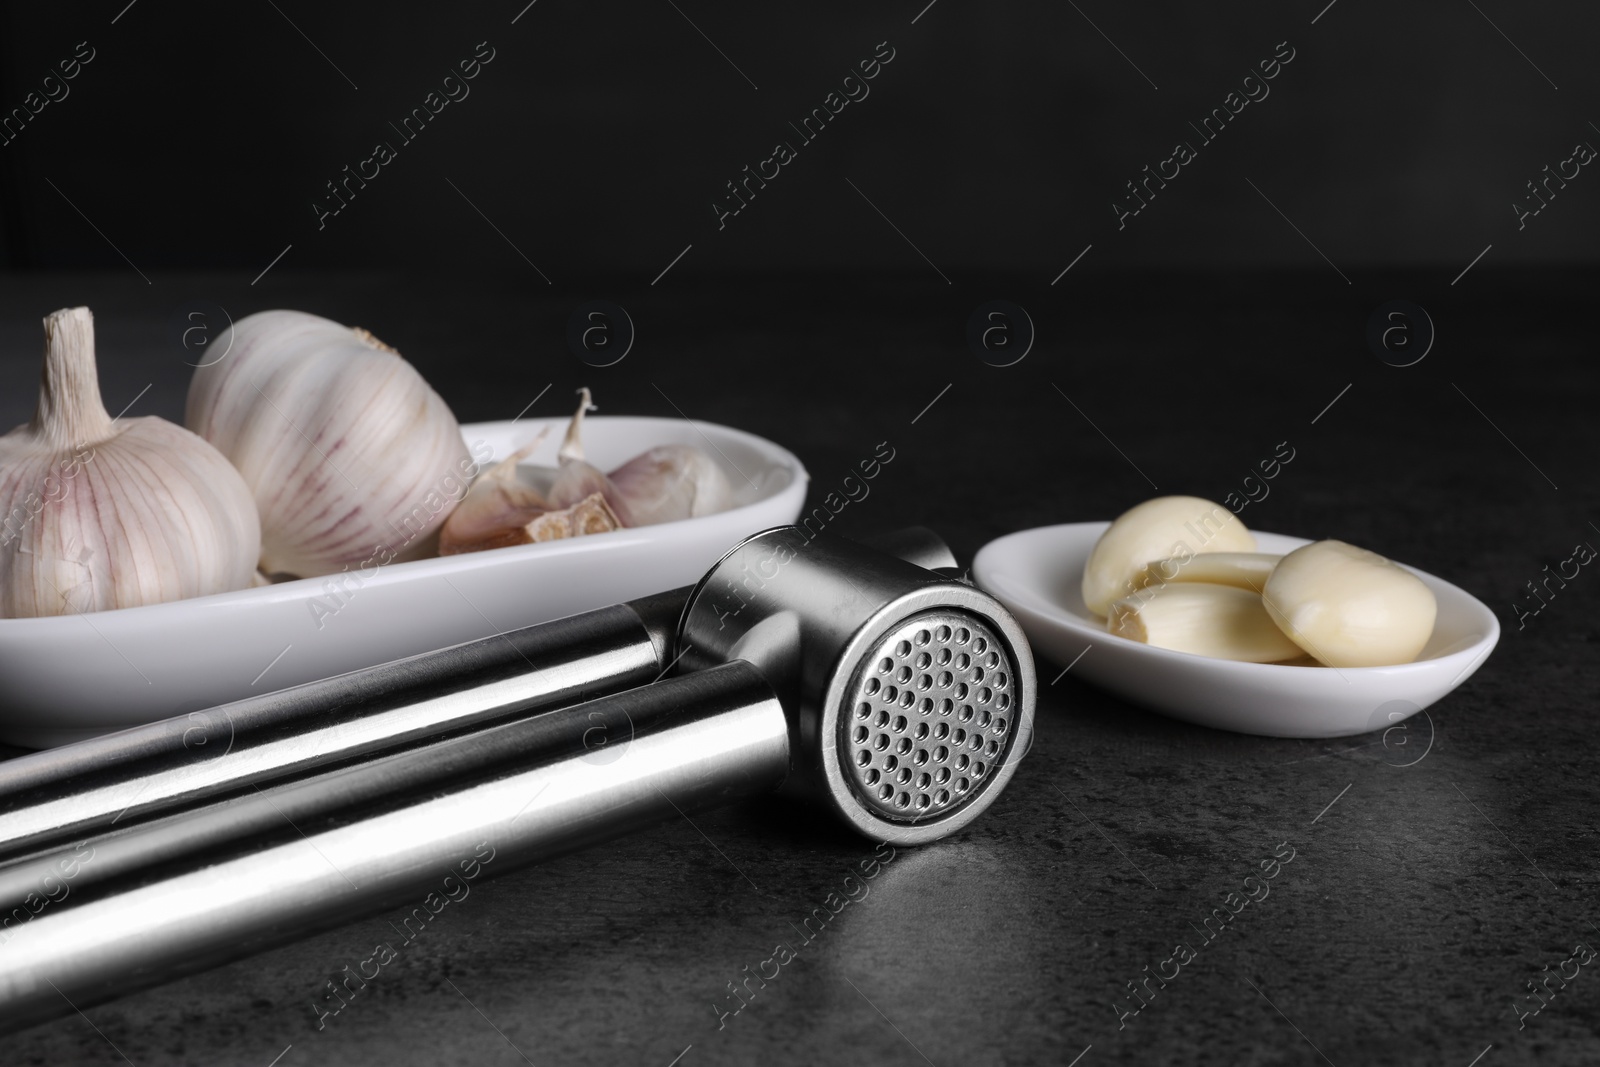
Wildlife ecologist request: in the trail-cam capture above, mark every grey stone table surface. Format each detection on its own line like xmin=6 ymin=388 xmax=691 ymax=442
xmin=0 ymin=268 xmax=1595 ymax=1065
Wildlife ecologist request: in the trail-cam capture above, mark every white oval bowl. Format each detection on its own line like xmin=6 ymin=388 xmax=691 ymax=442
xmin=0 ymin=417 xmax=808 ymax=748
xmin=973 ymin=522 xmax=1499 ymax=739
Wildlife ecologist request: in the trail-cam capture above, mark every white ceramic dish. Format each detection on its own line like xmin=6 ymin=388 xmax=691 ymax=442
xmin=0 ymin=417 xmax=808 ymax=748
xmin=972 ymin=523 xmax=1499 ymax=739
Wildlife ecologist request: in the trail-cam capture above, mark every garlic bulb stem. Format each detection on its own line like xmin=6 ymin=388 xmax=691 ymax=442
xmin=1 ymin=307 xmax=261 ymax=617
xmin=558 ymin=387 xmax=595 ymax=463
xmin=33 ymin=308 xmax=113 ymax=450
xmin=352 ymin=328 xmax=398 ymax=354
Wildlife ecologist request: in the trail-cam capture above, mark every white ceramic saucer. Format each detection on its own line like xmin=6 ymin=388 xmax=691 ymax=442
xmin=0 ymin=417 xmax=807 ymax=748
xmin=973 ymin=523 xmax=1499 ymax=739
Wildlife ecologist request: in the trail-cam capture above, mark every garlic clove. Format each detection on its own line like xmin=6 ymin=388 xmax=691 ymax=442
xmin=1262 ymin=539 xmax=1437 ymax=667
xmin=436 ymin=430 xmax=554 ymax=555
xmin=539 ymin=386 xmax=634 ymax=523
xmin=1108 ymin=582 xmax=1304 ymax=663
xmin=439 ymin=491 xmax=621 ymax=555
xmin=1082 ymin=496 xmax=1255 ymax=616
xmin=548 ymin=457 xmax=631 ymax=522
xmin=0 ymin=307 xmax=260 ymax=617
xmin=439 ymin=386 xmax=735 ymax=554
xmin=546 ymin=387 xmax=731 ymax=526
xmin=557 ymin=386 xmax=596 ymax=463
xmin=608 ymin=445 xmax=733 ymax=526
xmin=524 ymin=492 xmax=622 ymax=542
xmin=1137 ymin=551 xmax=1282 ymax=592
xmin=186 ymin=311 xmax=474 ymax=579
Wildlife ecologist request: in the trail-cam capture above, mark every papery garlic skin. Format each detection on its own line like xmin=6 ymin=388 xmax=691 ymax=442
xmin=1082 ymin=496 xmax=1255 ymax=616
xmin=187 ymin=310 xmax=472 ymax=578
xmin=437 ymin=387 xmax=734 ymax=556
xmin=1262 ymin=539 xmax=1437 ymax=668
xmin=436 ymin=430 xmax=552 ymax=555
xmin=608 ymin=446 xmax=732 ymax=526
xmin=1138 ymin=551 xmax=1282 ymax=592
xmin=544 ymin=388 xmax=732 ymax=527
xmin=0 ymin=307 xmax=260 ymax=617
xmin=1109 ymin=582 xmax=1303 ymax=663
xmin=522 ymin=492 xmax=621 ymax=543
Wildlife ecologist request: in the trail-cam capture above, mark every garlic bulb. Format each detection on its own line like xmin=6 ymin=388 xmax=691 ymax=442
xmin=1109 ymin=582 xmax=1303 ymax=663
xmin=1262 ymin=540 xmax=1437 ymax=667
xmin=186 ymin=310 xmax=474 ymax=578
xmin=1082 ymin=496 xmax=1255 ymax=616
xmin=0 ymin=307 xmax=260 ymax=617
xmin=439 ymin=388 xmax=731 ymax=555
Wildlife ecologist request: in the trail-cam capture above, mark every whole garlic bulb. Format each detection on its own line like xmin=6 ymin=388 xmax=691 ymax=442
xmin=187 ymin=311 xmax=473 ymax=578
xmin=0 ymin=307 xmax=260 ymax=617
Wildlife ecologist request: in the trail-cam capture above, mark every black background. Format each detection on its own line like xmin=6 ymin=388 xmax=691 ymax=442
xmin=1 ymin=2 xmax=1598 ymax=1066
xmin=2 ymin=1 xmax=1598 ymax=273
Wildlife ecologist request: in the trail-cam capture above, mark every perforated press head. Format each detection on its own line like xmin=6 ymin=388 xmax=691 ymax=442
xmin=678 ymin=527 xmax=1035 ymax=845
xmin=843 ymin=611 xmax=1019 ymax=821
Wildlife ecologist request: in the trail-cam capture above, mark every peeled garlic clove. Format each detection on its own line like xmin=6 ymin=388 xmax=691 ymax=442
xmin=1262 ymin=539 xmax=1436 ymax=667
xmin=186 ymin=311 xmax=474 ymax=578
xmin=0 ymin=307 xmax=260 ymax=617
xmin=1082 ymin=496 xmax=1255 ymax=616
xmin=1108 ymin=582 xmax=1304 ymax=663
xmin=436 ymin=431 xmax=553 ymax=555
xmin=1138 ymin=551 xmax=1282 ymax=592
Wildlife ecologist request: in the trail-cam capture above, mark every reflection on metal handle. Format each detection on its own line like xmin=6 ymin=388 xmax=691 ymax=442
xmin=0 ymin=661 xmax=788 ymax=1032
xmin=0 ymin=595 xmax=686 ymax=859
xmin=0 ymin=528 xmax=946 ymax=861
